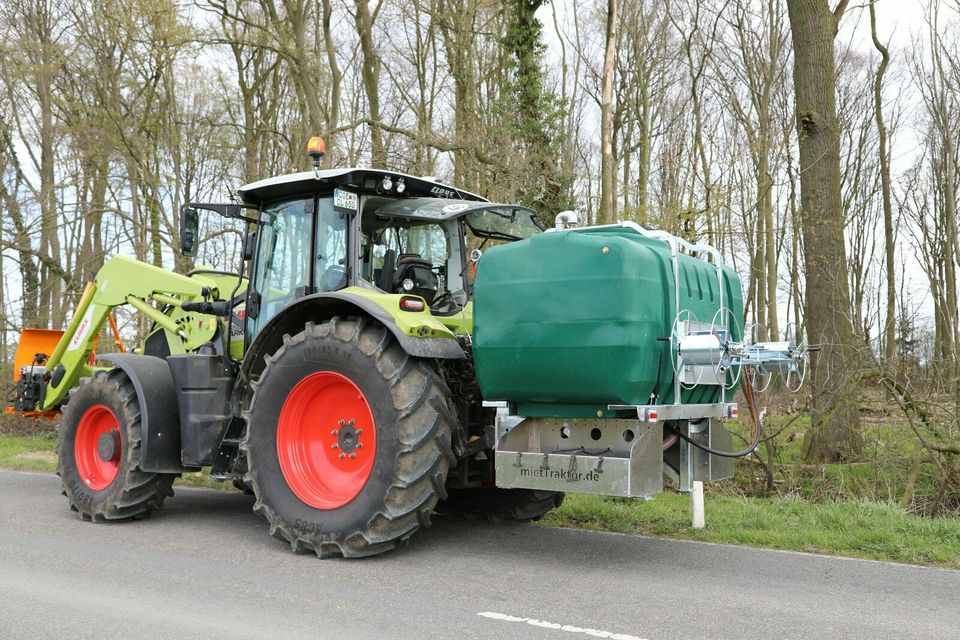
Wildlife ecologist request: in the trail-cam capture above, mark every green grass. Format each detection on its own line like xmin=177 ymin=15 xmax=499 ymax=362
xmin=0 ymin=434 xmax=59 ymax=472
xmin=543 ymin=492 xmax=960 ymax=568
xmin=3 ymin=431 xmax=958 ymax=568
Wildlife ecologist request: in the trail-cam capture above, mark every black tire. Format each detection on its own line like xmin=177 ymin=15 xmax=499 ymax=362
xmin=232 ymin=478 xmax=255 ymax=495
xmin=242 ymin=317 xmax=457 ymax=558
xmin=57 ymin=369 xmax=176 ymax=521
xmin=438 ymin=488 xmax=564 ymax=522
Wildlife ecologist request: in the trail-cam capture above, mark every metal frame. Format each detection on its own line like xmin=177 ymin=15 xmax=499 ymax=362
xmin=495 ymin=417 xmax=663 ymax=499
xmin=607 ymin=402 xmax=738 ymax=422
xmin=662 ymin=419 xmax=736 ymax=491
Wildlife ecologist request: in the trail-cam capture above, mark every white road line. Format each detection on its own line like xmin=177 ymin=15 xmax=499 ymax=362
xmin=477 ymin=611 xmax=646 ymax=640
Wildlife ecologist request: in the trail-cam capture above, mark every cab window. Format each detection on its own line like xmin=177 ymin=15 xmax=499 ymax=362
xmin=249 ymin=195 xmax=348 ymax=338
xmin=316 ymin=197 xmax=348 ymax=292
xmin=251 ymin=197 xmax=313 ymax=336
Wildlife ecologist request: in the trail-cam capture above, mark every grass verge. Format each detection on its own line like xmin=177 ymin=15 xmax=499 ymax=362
xmin=3 ymin=431 xmax=958 ymax=568
xmin=543 ymin=492 xmax=960 ymax=569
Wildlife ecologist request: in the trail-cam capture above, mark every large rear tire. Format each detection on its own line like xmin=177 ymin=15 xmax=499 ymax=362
xmin=438 ymin=488 xmax=564 ymax=522
xmin=57 ymin=369 xmax=176 ymax=521
xmin=242 ymin=317 xmax=457 ymax=558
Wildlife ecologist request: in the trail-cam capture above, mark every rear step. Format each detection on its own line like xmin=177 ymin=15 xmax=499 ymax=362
xmin=494 ymin=417 xmax=663 ymax=499
xmin=494 ymin=412 xmax=736 ymax=497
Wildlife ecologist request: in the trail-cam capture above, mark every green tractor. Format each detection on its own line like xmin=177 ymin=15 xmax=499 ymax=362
xmin=11 ymin=140 xmax=806 ymax=557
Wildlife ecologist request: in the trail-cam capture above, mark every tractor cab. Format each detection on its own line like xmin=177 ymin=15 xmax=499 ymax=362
xmin=358 ymin=197 xmax=543 ymax=314
xmin=232 ymin=168 xmax=543 ymax=340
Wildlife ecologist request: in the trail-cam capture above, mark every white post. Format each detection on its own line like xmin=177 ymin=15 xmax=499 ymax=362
xmin=691 ymin=481 xmax=705 ymax=529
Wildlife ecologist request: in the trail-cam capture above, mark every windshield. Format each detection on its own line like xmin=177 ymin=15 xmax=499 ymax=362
xmin=373 ymin=198 xmax=543 ymax=241
xmin=464 ymin=208 xmax=542 ymax=241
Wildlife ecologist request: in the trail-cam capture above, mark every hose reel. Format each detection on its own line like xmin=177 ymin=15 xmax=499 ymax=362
xmin=672 ymin=307 xmax=814 ymax=393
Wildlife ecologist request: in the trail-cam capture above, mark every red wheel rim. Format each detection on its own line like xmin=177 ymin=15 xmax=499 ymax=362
xmin=74 ymin=404 xmax=122 ymax=491
xmin=276 ymin=371 xmax=377 ymax=509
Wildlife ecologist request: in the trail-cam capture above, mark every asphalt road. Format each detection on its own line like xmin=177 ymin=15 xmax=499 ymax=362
xmin=1 ymin=470 xmax=957 ymax=640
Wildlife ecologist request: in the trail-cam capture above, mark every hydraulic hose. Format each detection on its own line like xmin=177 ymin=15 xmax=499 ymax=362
xmin=667 ymin=375 xmax=763 ymax=459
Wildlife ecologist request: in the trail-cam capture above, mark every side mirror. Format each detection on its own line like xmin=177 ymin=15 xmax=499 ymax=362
xmin=180 ymin=205 xmax=199 ymax=257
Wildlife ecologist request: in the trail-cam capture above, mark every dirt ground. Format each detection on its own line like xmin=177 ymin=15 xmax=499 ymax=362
xmin=0 ymin=411 xmax=58 ymax=437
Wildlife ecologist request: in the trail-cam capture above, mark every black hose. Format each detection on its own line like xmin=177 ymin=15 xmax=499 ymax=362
xmin=667 ymin=377 xmax=763 ymax=459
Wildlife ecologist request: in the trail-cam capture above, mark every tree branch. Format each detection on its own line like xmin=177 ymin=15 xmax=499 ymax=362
xmin=833 ymin=0 xmax=851 ymax=33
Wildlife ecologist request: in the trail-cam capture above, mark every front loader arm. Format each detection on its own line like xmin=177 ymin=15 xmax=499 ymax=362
xmin=41 ymin=255 xmax=216 ymax=410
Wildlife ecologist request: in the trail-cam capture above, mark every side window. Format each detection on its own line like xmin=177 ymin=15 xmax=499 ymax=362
xmin=316 ymin=197 xmax=348 ymax=292
xmin=250 ymin=197 xmax=314 ymax=336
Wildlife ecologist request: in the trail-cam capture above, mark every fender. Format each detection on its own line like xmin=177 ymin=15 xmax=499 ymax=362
xmin=212 ymin=291 xmax=466 ymax=479
xmin=238 ymin=290 xmax=466 ymax=390
xmin=99 ymin=354 xmax=193 ymax=474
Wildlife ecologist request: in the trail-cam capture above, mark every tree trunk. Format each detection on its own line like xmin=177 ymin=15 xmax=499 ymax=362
xmin=38 ymin=37 xmax=61 ymax=328
xmin=869 ymin=0 xmax=896 ymax=364
xmin=760 ymin=146 xmax=779 ymax=340
xmin=0 ymin=244 xmax=6 ymax=365
xmin=437 ymin=0 xmax=480 ymax=192
xmin=787 ymin=0 xmax=862 ymax=462
xmin=941 ymin=135 xmax=958 ymax=370
xmin=3 ymin=178 xmax=40 ymax=328
xmin=321 ymin=0 xmax=342 ymax=166
xmin=354 ymin=0 xmax=385 ymax=168
xmin=636 ymin=82 xmax=652 ymax=224
xmin=599 ymin=0 xmax=618 ymax=224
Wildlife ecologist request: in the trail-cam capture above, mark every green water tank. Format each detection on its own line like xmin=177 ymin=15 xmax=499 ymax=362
xmin=472 ymin=226 xmax=744 ymax=417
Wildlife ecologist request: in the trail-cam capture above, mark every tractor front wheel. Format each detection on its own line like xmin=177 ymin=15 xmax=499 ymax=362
xmin=243 ymin=317 xmax=456 ymax=558
xmin=57 ymin=369 xmax=176 ymax=521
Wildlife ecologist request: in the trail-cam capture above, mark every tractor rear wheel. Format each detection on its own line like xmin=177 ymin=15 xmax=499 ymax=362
xmin=242 ymin=317 xmax=456 ymax=558
xmin=57 ymin=369 xmax=176 ymax=521
xmin=438 ymin=488 xmax=564 ymax=522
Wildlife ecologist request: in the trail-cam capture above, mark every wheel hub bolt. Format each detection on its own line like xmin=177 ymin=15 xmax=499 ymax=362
xmin=338 ymin=419 xmax=345 ymax=426
xmin=349 ymin=453 xmax=357 ymax=459
xmin=338 ymin=453 xmax=345 ymax=459
xmin=331 ymin=443 xmax=339 ymax=449
xmin=356 ymin=429 xmax=362 ymax=436
xmin=331 ymin=429 xmax=339 ymax=436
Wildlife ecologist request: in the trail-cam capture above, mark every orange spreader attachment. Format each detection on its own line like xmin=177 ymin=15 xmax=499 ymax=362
xmin=11 ymin=328 xmax=64 ymax=383
xmin=8 ymin=328 xmax=66 ymax=419
xmin=12 ymin=327 xmax=103 ymax=384
xmin=8 ymin=327 xmax=103 ymax=419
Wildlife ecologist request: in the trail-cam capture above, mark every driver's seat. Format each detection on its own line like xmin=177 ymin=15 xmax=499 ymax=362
xmin=394 ymin=253 xmax=437 ymax=300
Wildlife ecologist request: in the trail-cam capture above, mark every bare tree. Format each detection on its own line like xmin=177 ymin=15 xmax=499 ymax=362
xmin=869 ymin=0 xmax=896 ymax=363
xmin=786 ymin=0 xmax=862 ymax=462
xmin=599 ymin=0 xmax=618 ymax=223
